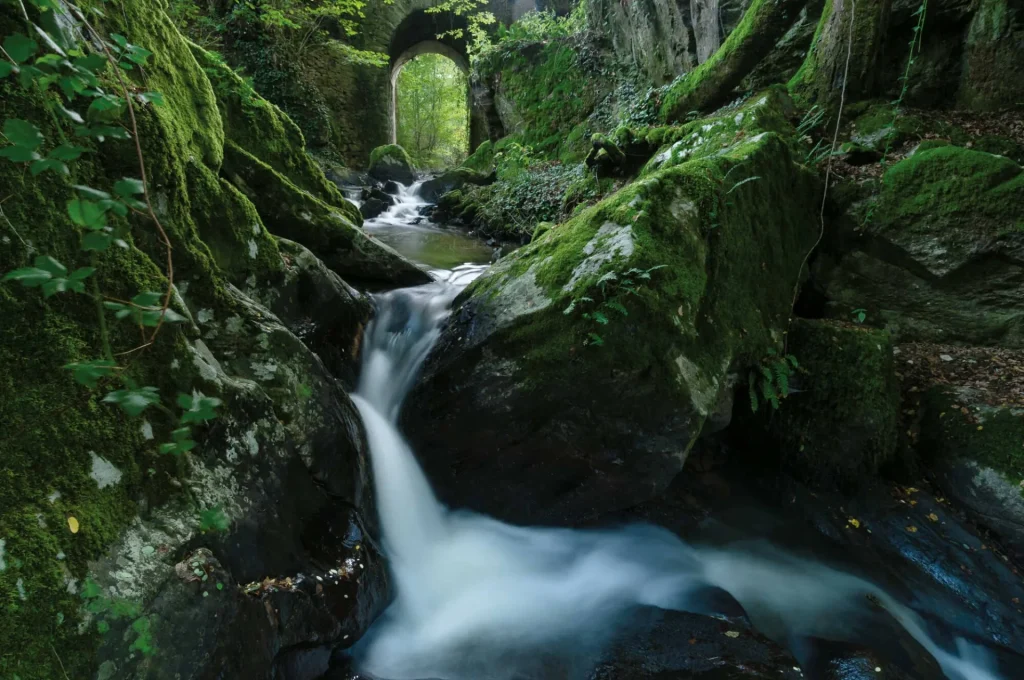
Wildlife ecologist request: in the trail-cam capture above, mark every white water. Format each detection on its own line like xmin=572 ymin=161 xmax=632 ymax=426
xmin=349 ymin=267 xmax=1006 ymax=680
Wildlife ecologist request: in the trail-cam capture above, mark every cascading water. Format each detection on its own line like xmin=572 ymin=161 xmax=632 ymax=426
xmin=347 ymin=185 xmax=1007 ymax=680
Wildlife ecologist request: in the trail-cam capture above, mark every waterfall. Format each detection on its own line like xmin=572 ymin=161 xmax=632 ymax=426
xmin=349 ymin=282 xmax=1007 ymax=680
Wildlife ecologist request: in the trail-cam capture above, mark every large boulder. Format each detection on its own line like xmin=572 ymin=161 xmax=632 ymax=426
xmin=403 ymin=105 xmax=820 ymax=524
xmin=419 ymin=167 xmax=493 ymax=204
xmin=367 ymin=144 xmax=416 ymax=185
xmin=816 ymin=146 xmax=1024 ymax=347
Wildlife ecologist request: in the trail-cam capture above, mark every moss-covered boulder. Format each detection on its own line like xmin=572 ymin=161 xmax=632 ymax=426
xmin=919 ymin=386 xmax=1024 ymax=558
xmin=403 ymin=129 xmax=820 ymax=524
xmin=817 ymin=146 xmax=1024 ymax=347
xmin=224 ymin=142 xmax=430 ymax=286
xmin=759 ymin=319 xmax=901 ymax=486
xmin=419 ymin=167 xmax=493 ymax=203
xmin=368 ymin=144 xmax=416 ymax=184
xmin=0 ymin=0 xmax=393 ymax=675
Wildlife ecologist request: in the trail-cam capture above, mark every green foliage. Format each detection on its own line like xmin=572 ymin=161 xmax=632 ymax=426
xmin=396 ymin=54 xmax=468 ymax=169
xmin=81 ymin=579 xmax=155 ymax=656
xmin=563 ymin=265 xmax=667 ymax=347
xmin=199 ymin=506 xmax=230 ymax=532
xmin=748 ymin=350 xmax=799 ymax=411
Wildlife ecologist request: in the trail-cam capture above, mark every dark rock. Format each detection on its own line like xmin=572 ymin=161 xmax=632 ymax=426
xmin=403 ymin=131 xmax=820 ymax=524
xmin=918 ymin=385 xmax=1024 ymax=559
xmin=382 ymin=180 xmax=401 ymax=195
xmin=360 ymin=197 xmax=389 ymax=220
xmin=419 ymin=167 xmax=492 ymax=203
xmin=816 ymin=146 xmax=1024 ymax=347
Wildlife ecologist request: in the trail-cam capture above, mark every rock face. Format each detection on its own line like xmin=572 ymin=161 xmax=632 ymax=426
xmin=0 ymin=1 xmax=391 ymax=676
xmin=919 ymin=386 xmax=1024 ymax=559
xmin=404 ymin=94 xmax=820 ymax=524
xmin=816 ymin=146 xmax=1024 ymax=347
xmin=419 ymin=167 xmax=493 ymax=203
xmin=368 ymin=144 xmax=417 ymax=184
xmin=750 ymin=319 xmax=901 ymax=486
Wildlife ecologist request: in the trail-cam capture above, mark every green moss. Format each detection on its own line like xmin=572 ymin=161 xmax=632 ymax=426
xmin=189 ymin=42 xmax=348 ymax=208
xmin=223 ymin=142 xmax=426 ymax=285
xmin=873 ymin=146 xmax=1024 ymax=250
xmin=369 ymin=144 xmax=415 ymax=170
xmin=919 ymin=388 xmax=1024 ymax=491
xmin=464 ymin=131 xmax=819 ymax=414
xmin=764 ymin=319 xmax=900 ymax=485
xmin=462 ymin=140 xmax=496 ymax=173
xmin=786 ymin=0 xmax=832 ymax=107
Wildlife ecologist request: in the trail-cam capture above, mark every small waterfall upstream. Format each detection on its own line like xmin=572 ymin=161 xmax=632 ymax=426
xmin=346 ymin=193 xmax=1007 ymax=680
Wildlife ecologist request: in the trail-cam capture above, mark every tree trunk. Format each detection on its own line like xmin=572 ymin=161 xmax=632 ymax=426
xmin=661 ymin=0 xmax=809 ymax=121
xmin=787 ymin=0 xmax=893 ymax=110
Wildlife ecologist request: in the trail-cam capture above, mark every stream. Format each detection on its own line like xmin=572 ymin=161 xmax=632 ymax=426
xmin=338 ymin=181 xmax=1022 ymax=680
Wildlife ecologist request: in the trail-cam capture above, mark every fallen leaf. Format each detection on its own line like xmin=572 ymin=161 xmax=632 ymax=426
xmin=67 ymin=516 xmax=79 ymax=533
xmin=689 ymin=638 xmax=697 ymax=645
xmin=927 ymin=513 xmax=939 ymax=522
xmin=848 ymin=518 xmax=861 ymax=529
xmin=724 ymin=631 xmax=740 ymax=638
xmin=906 ymin=525 xmax=918 ymax=533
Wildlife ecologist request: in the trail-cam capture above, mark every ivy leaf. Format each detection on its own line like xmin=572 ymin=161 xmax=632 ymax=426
xmin=178 ymin=394 xmax=222 ymax=424
xmin=30 ymin=158 xmax=68 ymax=176
xmin=103 ymin=386 xmax=160 ymax=417
xmin=0 ymin=146 xmax=41 ymax=162
xmin=64 ymin=359 xmax=118 ymax=388
xmin=137 ymin=91 xmax=164 ymax=106
xmin=114 ymin=178 xmax=144 ymax=198
xmin=3 ymin=34 xmax=38 ymax=64
xmin=3 ymin=119 xmax=44 ymax=149
xmin=50 ymin=143 xmax=86 ymax=161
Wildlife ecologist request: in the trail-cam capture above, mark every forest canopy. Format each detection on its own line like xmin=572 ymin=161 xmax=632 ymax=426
xmin=396 ymin=54 xmax=470 ymax=169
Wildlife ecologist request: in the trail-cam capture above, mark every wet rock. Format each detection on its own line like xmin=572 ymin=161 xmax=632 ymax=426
xmin=419 ymin=167 xmax=493 ymax=203
xmin=382 ymin=180 xmax=401 ymax=195
xmin=815 ymin=146 xmax=1024 ymax=347
xmin=404 ymin=126 xmax=820 ymax=524
xmin=360 ymin=197 xmax=389 ymax=220
xmin=368 ymin=144 xmax=416 ymax=184
xmin=919 ymin=385 xmax=1024 ymax=559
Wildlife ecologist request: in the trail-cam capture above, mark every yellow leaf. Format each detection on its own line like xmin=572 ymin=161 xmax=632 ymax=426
xmin=848 ymin=518 xmax=861 ymax=528
xmin=68 ymin=516 xmax=79 ymax=534
xmin=977 ymin=425 xmax=984 ymax=431
xmin=724 ymin=631 xmax=740 ymax=638
xmin=906 ymin=525 xmax=918 ymax=533
xmin=927 ymin=513 xmax=939 ymax=522
xmin=910 ymin=500 xmax=918 ymax=506
xmin=906 ymin=487 xmax=919 ymax=493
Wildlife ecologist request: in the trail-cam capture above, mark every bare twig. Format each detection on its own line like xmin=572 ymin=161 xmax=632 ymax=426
xmin=49 ymin=644 xmax=71 ymax=680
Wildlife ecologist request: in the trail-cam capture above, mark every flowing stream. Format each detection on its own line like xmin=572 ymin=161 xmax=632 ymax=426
xmin=345 ymin=182 xmax=1008 ymax=680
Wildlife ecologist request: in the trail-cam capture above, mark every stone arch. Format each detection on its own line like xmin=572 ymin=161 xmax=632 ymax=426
xmin=386 ymin=11 xmax=497 ymax=153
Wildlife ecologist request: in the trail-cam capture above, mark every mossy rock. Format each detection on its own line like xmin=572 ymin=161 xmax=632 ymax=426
xmin=819 ymin=146 xmax=1024 ymax=347
xmin=762 ymin=319 xmax=901 ymax=486
xmin=461 ymin=139 xmax=496 ymax=173
xmin=368 ymin=144 xmax=416 ymax=184
xmin=403 ymin=131 xmax=820 ymax=523
xmin=189 ymin=42 xmax=349 ymax=209
xmin=419 ymin=167 xmax=492 ymax=203
xmin=223 ymin=142 xmax=430 ymax=286
xmin=919 ymin=386 xmax=1024 ymax=557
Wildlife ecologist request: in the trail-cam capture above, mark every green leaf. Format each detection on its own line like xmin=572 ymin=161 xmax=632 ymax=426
xmin=2 ymin=267 xmax=51 ymax=287
xmin=0 ymin=146 xmax=41 ymax=162
xmin=30 ymin=158 xmax=68 ymax=176
xmin=109 ymin=33 xmax=128 ymax=50
xmin=132 ymin=291 xmax=161 ymax=307
xmin=179 ymin=394 xmax=222 ymax=424
xmin=103 ymin=386 xmax=160 ymax=417
xmin=137 ymin=91 xmax=165 ymax=106
xmin=592 ymin=311 xmax=609 ymax=325
xmin=3 ymin=119 xmax=43 ymax=149
xmin=199 ymin=507 xmax=230 ymax=532
xmin=3 ymin=34 xmax=38 ymax=64
xmin=64 ymin=360 xmax=118 ymax=388
xmin=81 ymin=231 xmax=112 ymax=251
xmin=68 ymin=199 xmax=108 ymax=229
xmin=605 ymin=301 xmax=628 ymax=316
xmin=114 ymin=178 xmax=144 ymax=197
xmin=69 ymin=267 xmax=96 ymax=281
xmin=0 ymin=62 xmax=16 ymax=78
xmin=50 ymin=143 xmax=85 ymax=161
xmin=35 ymin=255 xmax=67 ymax=276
